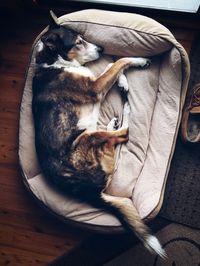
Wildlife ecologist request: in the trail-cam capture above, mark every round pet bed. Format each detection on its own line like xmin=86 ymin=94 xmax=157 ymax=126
xmin=19 ymin=9 xmax=190 ymax=232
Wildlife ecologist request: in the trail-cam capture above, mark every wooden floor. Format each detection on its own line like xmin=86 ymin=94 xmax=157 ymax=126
xmin=0 ymin=5 xmax=199 ymax=266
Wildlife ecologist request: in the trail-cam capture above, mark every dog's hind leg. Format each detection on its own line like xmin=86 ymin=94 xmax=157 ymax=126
xmin=71 ymin=127 xmax=128 ymax=151
xmin=121 ymin=101 xmax=130 ymax=129
xmin=107 ymin=101 xmax=130 ymax=132
xmin=91 ymin=128 xmax=129 ymax=145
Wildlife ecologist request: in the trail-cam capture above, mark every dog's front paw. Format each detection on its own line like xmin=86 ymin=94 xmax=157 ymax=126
xmin=124 ymin=101 xmax=131 ymax=115
xmin=130 ymin=57 xmax=151 ymax=68
xmin=118 ymin=74 xmax=129 ymax=92
xmin=120 ymin=102 xmax=131 ymax=129
xmin=107 ymin=117 xmax=119 ymax=131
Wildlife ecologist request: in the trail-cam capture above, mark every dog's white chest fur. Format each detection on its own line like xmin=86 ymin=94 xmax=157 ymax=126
xmin=42 ymin=55 xmax=94 ymax=77
xmin=66 ymin=65 xmax=93 ymax=77
xmin=77 ymin=103 xmax=100 ymax=131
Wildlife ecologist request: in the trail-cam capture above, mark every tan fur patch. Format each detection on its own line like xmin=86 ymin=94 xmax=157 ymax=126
xmin=67 ymin=48 xmax=78 ymax=61
xmin=69 ymin=129 xmax=128 ymax=175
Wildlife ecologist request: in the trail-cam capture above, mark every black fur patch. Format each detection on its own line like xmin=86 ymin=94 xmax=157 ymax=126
xmin=36 ymin=26 xmax=77 ymax=64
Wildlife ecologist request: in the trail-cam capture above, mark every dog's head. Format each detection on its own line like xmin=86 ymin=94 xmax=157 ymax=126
xmin=37 ymin=11 xmax=103 ymax=65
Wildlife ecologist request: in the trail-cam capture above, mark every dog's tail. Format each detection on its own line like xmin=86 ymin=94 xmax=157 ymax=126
xmin=101 ymin=192 xmax=167 ymax=259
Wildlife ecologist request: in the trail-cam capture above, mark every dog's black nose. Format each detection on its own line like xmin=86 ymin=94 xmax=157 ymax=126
xmin=98 ymin=46 xmax=104 ymax=54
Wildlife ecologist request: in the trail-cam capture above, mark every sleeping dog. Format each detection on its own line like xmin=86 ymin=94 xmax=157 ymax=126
xmin=32 ymin=11 xmax=166 ymax=258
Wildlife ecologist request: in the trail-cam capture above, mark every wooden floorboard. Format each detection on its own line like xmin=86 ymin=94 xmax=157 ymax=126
xmin=0 ymin=7 xmax=88 ymax=266
xmin=0 ymin=5 xmax=199 ymax=266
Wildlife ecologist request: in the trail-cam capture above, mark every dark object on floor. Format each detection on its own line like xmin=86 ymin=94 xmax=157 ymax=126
xmin=181 ymin=33 xmax=200 ymax=143
xmin=47 ymin=222 xmax=199 ymax=266
xmin=48 ymin=234 xmax=138 ymax=266
xmin=47 ymin=218 xmax=169 ymax=266
xmin=160 ymin=33 xmax=200 ymax=229
xmin=160 ymin=135 xmax=200 ymax=229
xmin=104 ymin=223 xmax=200 ymax=266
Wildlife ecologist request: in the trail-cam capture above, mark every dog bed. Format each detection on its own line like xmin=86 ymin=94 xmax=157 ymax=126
xmin=19 ymin=9 xmax=190 ymax=232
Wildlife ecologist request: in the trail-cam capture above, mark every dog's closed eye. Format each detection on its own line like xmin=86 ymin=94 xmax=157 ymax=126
xmin=76 ymin=39 xmax=83 ymax=46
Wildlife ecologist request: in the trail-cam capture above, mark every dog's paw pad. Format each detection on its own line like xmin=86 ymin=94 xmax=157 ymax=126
xmin=118 ymin=74 xmax=129 ymax=92
xmin=107 ymin=117 xmax=119 ymax=131
xmin=131 ymin=57 xmax=151 ymax=68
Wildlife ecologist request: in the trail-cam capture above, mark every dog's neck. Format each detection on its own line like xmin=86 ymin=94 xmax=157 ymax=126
xmin=39 ymin=55 xmax=83 ymax=69
xmin=53 ymin=56 xmax=81 ymax=68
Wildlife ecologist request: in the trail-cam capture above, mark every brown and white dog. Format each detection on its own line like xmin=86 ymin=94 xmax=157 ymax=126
xmin=32 ymin=11 xmax=166 ymax=258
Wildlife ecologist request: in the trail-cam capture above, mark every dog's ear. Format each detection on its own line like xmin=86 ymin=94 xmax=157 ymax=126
xmin=49 ymin=10 xmax=59 ymax=28
xmin=41 ymin=33 xmax=59 ymax=51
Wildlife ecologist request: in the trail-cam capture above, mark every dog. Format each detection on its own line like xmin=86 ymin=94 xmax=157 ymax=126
xmin=32 ymin=10 xmax=166 ymax=258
